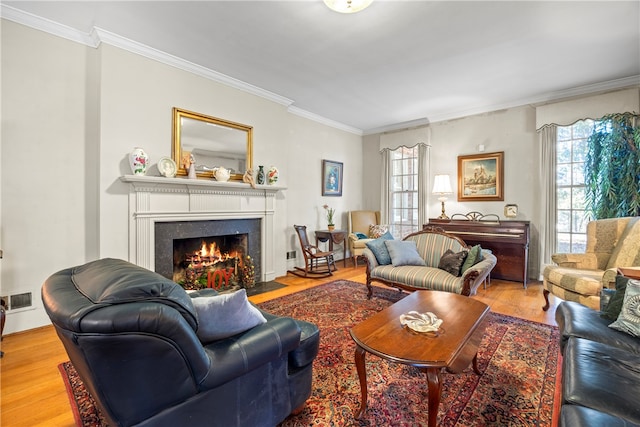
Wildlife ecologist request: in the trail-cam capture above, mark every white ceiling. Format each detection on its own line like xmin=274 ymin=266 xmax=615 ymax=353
xmin=4 ymin=1 xmax=640 ymax=134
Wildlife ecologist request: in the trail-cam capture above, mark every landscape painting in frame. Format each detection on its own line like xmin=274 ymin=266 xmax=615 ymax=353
xmin=458 ymin=152 xmax=504 ymax=201
xmin=322 ymin=160 xmax=343 ymax=197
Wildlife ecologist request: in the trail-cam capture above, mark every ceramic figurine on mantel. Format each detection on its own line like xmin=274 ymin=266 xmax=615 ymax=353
xmin=243 ymin=169 xmax=256 ymax=188
xmin=129 ymin=147 xmax=149 ymax=175
xmin=256 ymin=165 xmax=265 ymax=185
xmin=181 ymin=151 xmax=196 ymax=179
xmin=267 ymin=166 xmax=279 ymax=185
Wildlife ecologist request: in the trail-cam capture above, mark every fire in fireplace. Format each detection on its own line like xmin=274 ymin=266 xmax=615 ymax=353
xmin=173 ymin=234 xmax=255 ymax=291
xmin=155 ymin=218 xmax=262 ymax=290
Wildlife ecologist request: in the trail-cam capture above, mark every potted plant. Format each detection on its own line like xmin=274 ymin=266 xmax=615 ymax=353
xmin=323 ymin=205 xmax=336 ymax=230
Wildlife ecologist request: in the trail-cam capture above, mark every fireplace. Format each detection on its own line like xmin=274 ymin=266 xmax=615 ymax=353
xmin=155 ymin=219 xmax=261 ymax=290
xmin=123 ymin=175 xmax=281 ymax=283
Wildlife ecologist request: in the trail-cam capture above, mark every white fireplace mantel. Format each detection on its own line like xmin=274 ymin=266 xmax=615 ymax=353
xmin=121 ymin=175 xmax=285 ymax=281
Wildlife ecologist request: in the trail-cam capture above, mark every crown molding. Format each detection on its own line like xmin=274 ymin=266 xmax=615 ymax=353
xmin=0 ymin=4 xmax=294 ymax=110
xmin=366 ymin=75 xmax=640 ymax=135
xmin=3 ymin=4 xmax=637 ymax=137
xmin=1 ymin=4 xmax=100 ymax=47
xmin=287 ymin=106 xmax=363 ymax=135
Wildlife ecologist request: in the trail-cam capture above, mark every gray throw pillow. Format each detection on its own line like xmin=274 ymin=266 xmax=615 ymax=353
xmin=365 ymin=231 xmax=394 ymax=265
xmin=385 ymin=240 xmax=426 ymax=267
xmin=437 ymin=249 xmax=468 ymax=276
xmin=192 ymin=289 xmax=267 ymax=342
xmin=609 ymin=279 xmax=640 ymax=337
xmin=601 ymin=275 xmax=630 ymax=321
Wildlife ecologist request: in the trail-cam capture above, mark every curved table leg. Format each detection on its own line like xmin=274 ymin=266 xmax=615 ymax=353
xmin=354 ymin=345 xmax=368 ymax=419
xmin=425 ymin=367 xmax=442 ymax=427
xmin=472 ymin=353 xmax=481 ymax=375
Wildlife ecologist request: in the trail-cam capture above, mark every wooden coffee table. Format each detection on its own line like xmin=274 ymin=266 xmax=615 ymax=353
xmin=350 ymin=290 xmax=490 ymax=427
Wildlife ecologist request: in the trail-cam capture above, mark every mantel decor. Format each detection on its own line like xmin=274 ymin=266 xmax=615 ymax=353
xmin=457 ymin=151 xmax=504 ymax=201
xmin=322 ymin=159 xmax=343 ymax=197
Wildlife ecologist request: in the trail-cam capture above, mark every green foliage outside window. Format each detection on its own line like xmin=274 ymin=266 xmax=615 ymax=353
xmin=585 ymin=112 xmax=640 ymax=219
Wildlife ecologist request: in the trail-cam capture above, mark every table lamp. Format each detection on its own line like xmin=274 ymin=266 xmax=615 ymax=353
xmin=432 ymin=174 xmax=453 ymax=219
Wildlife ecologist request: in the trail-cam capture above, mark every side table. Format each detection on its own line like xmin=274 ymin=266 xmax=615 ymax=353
xmin=315 ymin=229 xmax=347 ymax=268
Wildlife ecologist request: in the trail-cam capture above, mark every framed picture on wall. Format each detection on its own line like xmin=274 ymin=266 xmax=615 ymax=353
xmin=322 ymin=160 xmax=343 ymax=197
xmin=457 ymin=151 xmax=504 ymax=201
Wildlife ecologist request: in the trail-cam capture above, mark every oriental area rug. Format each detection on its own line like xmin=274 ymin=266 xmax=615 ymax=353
xmin=59 ymin=280 xmax=560 ymax=427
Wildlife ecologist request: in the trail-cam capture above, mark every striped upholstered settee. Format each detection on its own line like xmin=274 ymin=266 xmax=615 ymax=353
xmin=362 ymin=229 xmax=497 ymax=299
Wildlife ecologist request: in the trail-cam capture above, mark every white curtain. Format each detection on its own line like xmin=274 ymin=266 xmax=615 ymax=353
xmin=379 ymin=143 xmax=430 ymax=232
xmin=380 ymin=148 xmax=391 ymax=224
xmin=417 ymin=143 xmax=430 ymax=227
xmin=538 ymin=124 xmax=557 ymax=274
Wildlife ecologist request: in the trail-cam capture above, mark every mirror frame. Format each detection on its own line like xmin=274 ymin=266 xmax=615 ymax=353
xmin=172 ymin=107 xmax=253 ymax=180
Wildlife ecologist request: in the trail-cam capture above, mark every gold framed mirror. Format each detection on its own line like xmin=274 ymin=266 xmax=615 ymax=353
xmin=172 ymin=107 xmax=253 ymax=180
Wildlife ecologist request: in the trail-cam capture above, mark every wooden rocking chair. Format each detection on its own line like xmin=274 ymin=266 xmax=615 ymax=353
xmin=289 ymin=225 xmax=336 ymax=278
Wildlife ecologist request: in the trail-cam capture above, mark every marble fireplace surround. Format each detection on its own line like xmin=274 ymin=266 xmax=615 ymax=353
xmin=121 ymin=175 xmax=283 ymax=282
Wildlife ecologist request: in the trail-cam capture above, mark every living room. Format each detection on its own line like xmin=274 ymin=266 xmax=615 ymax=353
xmin=1 ymin=1 xmax=640 ymax=425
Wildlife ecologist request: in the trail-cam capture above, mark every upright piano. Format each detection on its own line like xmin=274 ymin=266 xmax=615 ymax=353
xmin=425 ymin=218 xmax=530 ymax=286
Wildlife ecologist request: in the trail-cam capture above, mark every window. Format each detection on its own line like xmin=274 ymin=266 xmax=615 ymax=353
xmin=390 ymin=146 xmax=418 ymax=238
xmin=556 ymin=120 xmax=593 ymax=253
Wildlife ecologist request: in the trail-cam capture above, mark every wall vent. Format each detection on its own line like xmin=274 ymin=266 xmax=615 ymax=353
xmin=10 ymin=292 xmax=32 ymax=310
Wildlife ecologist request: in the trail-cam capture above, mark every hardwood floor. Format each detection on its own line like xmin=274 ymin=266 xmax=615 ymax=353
xmin=0 ymin=263 xmax=561 ymax=427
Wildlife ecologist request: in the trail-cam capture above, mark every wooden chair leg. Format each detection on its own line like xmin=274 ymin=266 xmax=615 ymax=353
xmin=542 ymin=289 xmax=550 ymax=311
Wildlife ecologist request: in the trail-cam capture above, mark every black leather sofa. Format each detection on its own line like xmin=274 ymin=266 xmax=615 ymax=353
xmin=555 ymin=290 xmax=640 ymax=427
xmin=41 ymin=258 xmax=319 ymax=427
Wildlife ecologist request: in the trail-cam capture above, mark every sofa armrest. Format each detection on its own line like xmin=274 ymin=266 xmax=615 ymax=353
xmin=601 ymin=267 xmax=619 ymax=290
xmin=362 ymin=248 xmax=379 ymax=270
xmin=462 ymin=251 xmax=497 ymax=283
xmin=200 ymin=317 xmax=301 ymax=389
xmin=551 ymin=253 xmax=599 ymax=269
xmin=600 ymin=288 xmax=616 ymax=311
xmin=348 ymin=233 xmax=359 ymax=243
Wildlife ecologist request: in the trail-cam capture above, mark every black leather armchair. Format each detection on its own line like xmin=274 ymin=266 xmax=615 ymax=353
xmin=42 ymin=258 xmax=319 ymax=427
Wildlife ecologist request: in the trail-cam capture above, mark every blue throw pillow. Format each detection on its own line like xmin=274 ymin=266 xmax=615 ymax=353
xmin=365 ymin=231 xmax=394 ymax=265
xmin=191 ymin=289 xmax=267 ymax=342
xmin=355 ymin=232 xmax=368 ymax=240
xmin=385 ymin=240 xmax=426 ymax=267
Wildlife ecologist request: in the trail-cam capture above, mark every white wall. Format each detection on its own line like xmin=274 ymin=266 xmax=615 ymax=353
xmin=0 ymin=20 xmax=362 ymax=333
xmin=2 ymin=21 xmax=91 ymax=333
xmin=363 ymin=106 xmax=538 ymax=225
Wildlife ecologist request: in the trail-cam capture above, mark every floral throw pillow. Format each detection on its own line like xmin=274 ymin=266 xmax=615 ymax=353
xmin=609 ymin=279 xmax=640 ymax=338
xmin=369 ymin=224 xmax=389 ymax=239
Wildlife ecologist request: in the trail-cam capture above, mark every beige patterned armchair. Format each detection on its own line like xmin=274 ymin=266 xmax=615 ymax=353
xmin=348 ymin=210 xmax=381 ymax=267
xmin=543 ymin=216 xmax=640 ymax=310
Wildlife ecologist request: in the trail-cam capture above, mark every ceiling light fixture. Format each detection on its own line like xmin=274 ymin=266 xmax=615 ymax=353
xmin=323 ymin=0 xmax=373 ymax=14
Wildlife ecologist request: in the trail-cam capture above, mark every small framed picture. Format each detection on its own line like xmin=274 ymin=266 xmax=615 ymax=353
xmin=322 ymin=160 xmax=343 ymax=197
xmin=458 ymin=151 xmax=504 ymax=201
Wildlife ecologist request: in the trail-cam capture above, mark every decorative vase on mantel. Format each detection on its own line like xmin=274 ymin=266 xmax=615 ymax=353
xmin=267 ymin=165 xmax=279 ymax=185
xmin=256 ymin=165 xmax=265 ymax=185
xmin=328 ymin=224 xmax=335 ymax=231
xmin=129 ymin=147 xmax=149 ymax=175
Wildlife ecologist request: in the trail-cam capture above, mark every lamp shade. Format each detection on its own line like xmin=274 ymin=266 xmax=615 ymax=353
xmin=324 ymin=0 xmax=373 ymax=13
xmin=432 ymin=174 xmax=453 ymax=195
